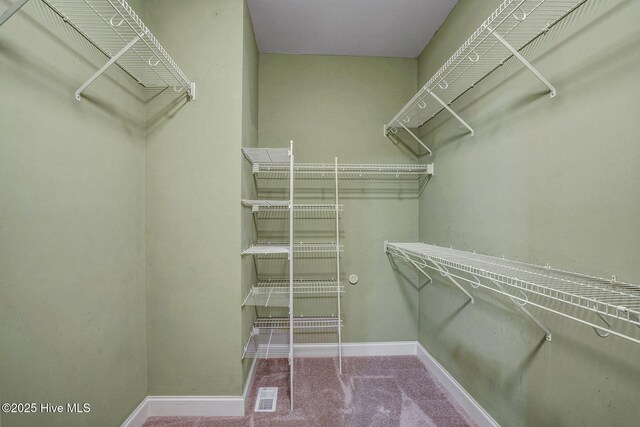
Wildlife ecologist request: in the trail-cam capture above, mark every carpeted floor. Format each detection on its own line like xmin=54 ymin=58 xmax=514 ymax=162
xmin=142 ymin=356 xmax=476 ymax=427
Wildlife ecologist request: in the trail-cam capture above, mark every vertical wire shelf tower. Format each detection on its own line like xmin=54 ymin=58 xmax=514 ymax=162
xmin=241 ymin=144 xmax=344 ymax=411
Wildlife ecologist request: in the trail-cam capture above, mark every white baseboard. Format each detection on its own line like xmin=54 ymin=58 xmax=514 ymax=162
xmin=120 ymin=397 xmax=148 ymax=427
xmin=121 ymin=396 xmax=244 ymax=427
xmin=416 ymin=342 xmax=499 ymax=427
xmin=294 ymin=341 xmax=417 ymax=357
xmin=122 ymin=341 xmax=497 ymax=427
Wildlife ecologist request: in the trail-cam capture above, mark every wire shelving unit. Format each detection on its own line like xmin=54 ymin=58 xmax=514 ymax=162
xmin=242 ymin=200 xmax=343 ymax=219
xmin=242 ymin=242 xmax=344 ymax=257
xmin=242 ymin=145 xmax=345 ymax=410
xmin=252 ymin=163 xmax=433 ymax=182
xmin=242 ymin=316 xmax=343 ymax=359
xmin=385 ymin=242 xmax=640 ymax=345
xmin=243 ymin=279 xmax=344 ymax=308
xmin=385 ymin=0 xmax=588 ymax=153
xmin=18 ymin=0 xmax=196 ymax=101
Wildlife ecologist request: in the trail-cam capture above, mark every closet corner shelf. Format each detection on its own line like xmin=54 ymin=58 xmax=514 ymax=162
xmin=385 ymin=242 xmax=640 ymax=345
xmin=243 ymin=279 xmax=344 ymax=307
xmin=39 ymin=0 xmax=195 ymax=101
xmin=385 ymin=0 xmax=588 ymax=152
xmin=243 ymin=316 xmax=343 ymax=359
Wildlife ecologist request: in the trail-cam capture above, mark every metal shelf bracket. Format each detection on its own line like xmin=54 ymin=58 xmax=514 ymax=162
xmin=75 ymin=35 xmax=141 ymax=101
xmin=486 ymin=277 xmax=552 ymax=341
xmin=427 ymin=90 xmax=475 ymax=136
xmin=0 ymin=0 xmax=30 ymax=27
xmin=490 ymin=27 xmax=557 ymax=98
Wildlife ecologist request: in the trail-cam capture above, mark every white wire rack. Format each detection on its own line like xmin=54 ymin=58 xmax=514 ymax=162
xmin=243 ymin=316 xmax=343 ymax=359
xmin=385 ymin=242 xmax=640 ymax=345
xmin=252 ymin=163 xmax=434 ymax=182
xmin=242 ymin=148 xmax=290 ymax=164
xmin=385 ymin=0 xmax=587 ymax=151
xmin=242 ymin=242 xmax=344 ymax=257
xmin=39 ymin=0 xmax=195 ymax=100
xmin=243 ymin=279 xmax=345 ymax=307
xmin=242 ymin=200 xmax=343 ymax=218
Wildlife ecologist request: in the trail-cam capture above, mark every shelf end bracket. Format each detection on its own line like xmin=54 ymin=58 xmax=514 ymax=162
xmin=428 ymin=90 xmax=475 ymax=136
xmin=491 ymin=29 xmax=557 ymax=98
xmin=0 ymin=0 xmax=30 ymax=28
xmin=75 ymin=35 xmax=141 ymax=101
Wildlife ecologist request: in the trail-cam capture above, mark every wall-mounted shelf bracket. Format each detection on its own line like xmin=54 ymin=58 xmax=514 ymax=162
xmin=485 ymin=277 xmax=552 ymax=341
xmin=427 ymin=257 xmax=475 ymax=304
xmin=75 ymin=35 xmax=141 ymax=101
xmin=0 ymin=0 xmax=29 ymax=27
xmin=400 ymin=123 xmax=432 ymax=156
xmin=427 ymin=90 xmax=475 ymax=136
xmin=490 ymin=27 xmax=557 ymax=98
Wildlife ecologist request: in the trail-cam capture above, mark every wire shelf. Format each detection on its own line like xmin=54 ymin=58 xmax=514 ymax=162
xmin=242 ymin=200 xmax=343 ymax=218
xmin=243 ymin=316 xmax=343 ymax=359
xmin=242 ymin=242 xmax=343 ymax=257
xmin=243 ymin=280 xmax=344 ymax=307
xmin=42 ymin=0 xmax=194 ymax=97
xmin=386 ymin=0 xmax=586 ymax=133
xmin=253 ymin=163 xmax=433 ymax=182
xmin=386 ymin=242 xmax=640 ymax=345
xmin=242 ymin=148 xmax=290 ymax=164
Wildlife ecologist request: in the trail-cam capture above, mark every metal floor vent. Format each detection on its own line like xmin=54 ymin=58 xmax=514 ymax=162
xmin=254 ymin=387 xmax=278 ymax=412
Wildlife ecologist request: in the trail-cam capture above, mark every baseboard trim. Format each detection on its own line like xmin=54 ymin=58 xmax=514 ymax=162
xmin=416 ymin=342 xmax=500 ymax=427
xmin=120 ymin=397 xmax=148 ymax=427
xmin=122 ymin=341 xmax=497 ymax=427
xmin=294 ymin=341 xmax=417 ymax=357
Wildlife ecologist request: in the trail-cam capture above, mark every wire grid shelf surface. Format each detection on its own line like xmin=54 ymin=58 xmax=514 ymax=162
xmin=386 ymin=242 xmax=640 ymax=343
xmin=386 ymin=0 xmax=586 ymax=132
xmin=242 ymin=242 xmax=344 ymax=256
xmin=242 ymin=148 xmax=290 ymax=164
xmin=243 ymin=280 xmax=344 ymax=307
xmin=243 ymin=316 xmax=342 ymax=359
xmin=253 ymin=163 xmax=433 ymax=181
xmin=42 ymin=0 xmax=193 ymax=95
xmin=242 ymin=200 xmax=343 ymax=218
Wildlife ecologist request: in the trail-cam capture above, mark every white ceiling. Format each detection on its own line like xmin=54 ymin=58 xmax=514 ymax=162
xmin=247 ymin=0 xmax=459 ymax=58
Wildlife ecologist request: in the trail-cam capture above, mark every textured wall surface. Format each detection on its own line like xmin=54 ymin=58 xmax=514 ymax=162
xmin=145 ymin=0 xmax=245 ymax=396
xmin=0 ymin=0 xmax=147 ymax=425
xmin=258 ymin=54 xmax=421 ymax=344
xmin=415 ymin=0 xmax=640 ymax=426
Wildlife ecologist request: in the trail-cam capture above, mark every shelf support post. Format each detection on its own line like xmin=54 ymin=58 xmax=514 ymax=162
xmin=75 ymin=35 xmax=141 ymax=101
xmin=487 ymin=278 xmax=552 ymax=341
xmin=427 ymin=90 xmax=475 ymax=136
xmin=399 ymin=123 xmax=432 ymax=156
xmin=0 ymin=0 xmax=29 ymax=27
xmin=490 ymin=28 xmax=557 ymax=98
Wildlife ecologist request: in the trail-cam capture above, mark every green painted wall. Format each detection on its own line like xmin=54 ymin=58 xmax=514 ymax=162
xmin=258 ymin=54 xmax=421 ymax=343
xmin=0 ymin=0 xmax=147 ymax=426
xmin=241 ymin=0 xmax=259 ymax=386
xmin=415 ymin=0 xmax=640 ymax=426
xmin=145 ymin=0 xmax=245 ymax=396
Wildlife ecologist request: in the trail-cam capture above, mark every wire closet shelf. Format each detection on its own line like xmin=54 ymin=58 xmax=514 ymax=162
xmin=243 ymin=279 xmax=344 ymax=308
xmin=385 ymin=0 xmax=586 ymax=137
xmin=385 ymin=242 xmax=640 ymax=345
xmin=243 ymin=316 xmax=343 ymax=359
xmin=41 ymin=0 xmax=195 ymax=99
xmin=242 ymin=200 xmax=344 ymax=219
xmin=242 ymin=242 xmax=344 ymax=257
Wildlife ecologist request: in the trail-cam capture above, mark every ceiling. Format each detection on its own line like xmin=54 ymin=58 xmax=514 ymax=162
xmin=247 ymin=0 xmax=458 ymax=58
